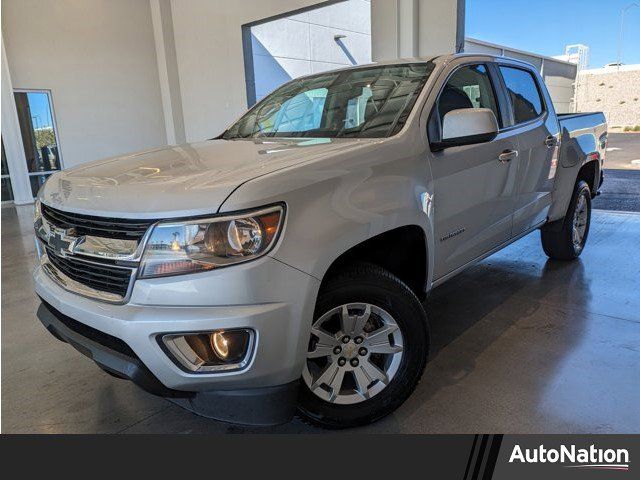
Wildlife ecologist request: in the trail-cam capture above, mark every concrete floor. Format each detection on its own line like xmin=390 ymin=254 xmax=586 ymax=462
xmin=2 ymin=204 xmax=639 ymax=433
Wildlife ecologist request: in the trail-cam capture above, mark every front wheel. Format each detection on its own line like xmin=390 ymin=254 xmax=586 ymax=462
xmin=298 ymin=263 xmax=429 ymax=429
xmin=541 ymin=180 xmax=592 ymax=260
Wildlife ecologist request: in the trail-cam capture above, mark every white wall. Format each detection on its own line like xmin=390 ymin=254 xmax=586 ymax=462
xmin=250 ymin=0 xmax=371 ymax=101
xmin=2 ymin=0 xmax=576 ymax=171
xmin=2 ymin=0 xmax=354 ymax=176
xmin=170 ymin=0 xmax=329 ymax=143
xmin=371 ymin=0 xmax=462 ymax=61
xmin=2 ymin=0 xmax=167 ymax=169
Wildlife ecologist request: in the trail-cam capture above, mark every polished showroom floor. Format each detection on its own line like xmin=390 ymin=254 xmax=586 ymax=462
xmin=2 ymin=204 xmax=639 ymax=433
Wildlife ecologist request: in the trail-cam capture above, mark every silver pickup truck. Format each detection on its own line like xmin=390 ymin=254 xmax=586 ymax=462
xmin=34 ymin=53 xmax=607 ymax=428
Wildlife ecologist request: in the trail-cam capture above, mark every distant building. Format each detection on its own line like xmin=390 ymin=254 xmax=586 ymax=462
xmin=553 ymin=44 xmax=590 ymax=71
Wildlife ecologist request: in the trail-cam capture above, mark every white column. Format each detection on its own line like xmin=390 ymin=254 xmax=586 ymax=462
xmin=371 ymin=0 xmax=464 ymax=61
xmin=150 ymin=0 xmax=186 ymax=145
xmin=1 ymin=35 xmax=33 ymax=204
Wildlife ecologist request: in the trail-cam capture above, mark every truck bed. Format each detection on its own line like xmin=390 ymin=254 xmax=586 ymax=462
xmin=558 ymin=112 xmax=607 ymax=134
xmin=557 ymin=112 xmax=605 ymax=121
xmin=557 ymin=112 xmax=607 ymax=151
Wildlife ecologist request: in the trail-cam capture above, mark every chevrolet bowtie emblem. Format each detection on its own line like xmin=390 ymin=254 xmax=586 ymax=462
xmin=48 ymin=228 xmax=78 ymax=256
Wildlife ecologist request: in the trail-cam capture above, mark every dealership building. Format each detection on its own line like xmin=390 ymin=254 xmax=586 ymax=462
xmin=1 ymin=0 xmax=577 ymax=205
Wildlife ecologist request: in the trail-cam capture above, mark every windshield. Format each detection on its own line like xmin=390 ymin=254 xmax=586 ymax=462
xmin=222 ymin=63 xmax=435 ymax=139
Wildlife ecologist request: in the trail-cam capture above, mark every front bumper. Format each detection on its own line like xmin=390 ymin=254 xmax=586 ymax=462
xmin=34 ymin=255 xmax=320 ymax=424
xmin=37 ymin=299 xmax=299 ymax=425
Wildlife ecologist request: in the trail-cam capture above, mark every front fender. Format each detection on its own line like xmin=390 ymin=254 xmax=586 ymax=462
xmin=218 ymin=137 xmax=435 ymax=288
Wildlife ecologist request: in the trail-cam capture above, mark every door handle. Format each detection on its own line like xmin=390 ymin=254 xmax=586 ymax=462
xmin=544 ymin=135 xmax=557 ymax=148
xmin=498 ymin=149 xmax=518 ymax=163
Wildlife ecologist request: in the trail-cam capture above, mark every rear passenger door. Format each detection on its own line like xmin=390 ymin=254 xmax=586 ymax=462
xmin=429 ymin=63 xmax=519 ymax=280
xmin=497 ymin=65 xmax=559 ymax=236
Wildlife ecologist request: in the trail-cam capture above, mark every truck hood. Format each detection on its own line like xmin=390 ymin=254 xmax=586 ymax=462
xmin=40 ymin=138 xmax=371 ymax=218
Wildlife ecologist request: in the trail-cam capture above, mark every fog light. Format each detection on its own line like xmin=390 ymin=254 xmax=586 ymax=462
xmin=211 ymin=332 xmax=229 ymax=359
xmin=161 ymin=329 xmax=253 ymax=373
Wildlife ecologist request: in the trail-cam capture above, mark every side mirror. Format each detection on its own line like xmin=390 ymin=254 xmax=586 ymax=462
xmin=431 ymin=108 xmax=499 ymax=151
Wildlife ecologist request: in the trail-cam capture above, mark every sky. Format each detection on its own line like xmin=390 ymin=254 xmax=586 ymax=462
xmin=26 ymin=92 xmax=53 ymax=130
xmin=466 ymin=0 xmax=640 ymax=68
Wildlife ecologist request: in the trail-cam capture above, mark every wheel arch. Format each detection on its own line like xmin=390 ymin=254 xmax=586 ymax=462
xmin=319 ymin=224 xmax=429 ymax=299
xmin=548 ymin=154 xmax=601 ymax=223
xmin=575 ymin=159 xmax=600 ymax=198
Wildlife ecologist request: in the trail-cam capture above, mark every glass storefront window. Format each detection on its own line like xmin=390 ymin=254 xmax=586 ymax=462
xmin=29 ymin=174 xmax=50 ymax=198
xmin=1 ymin=138 xmax=14 ymax=203
xmin=13 ymin=90 xmax=62 ymax=198
xmin=1 ymin=178 xmax=15 ymax=202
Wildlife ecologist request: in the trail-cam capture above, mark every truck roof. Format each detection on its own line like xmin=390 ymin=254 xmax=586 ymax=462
xmin=306 ymin=53 xmax=539 ymax=75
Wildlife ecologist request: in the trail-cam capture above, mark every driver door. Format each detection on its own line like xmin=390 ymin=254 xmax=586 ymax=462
xmin=429 ymin=63 xmax=519 ymax=280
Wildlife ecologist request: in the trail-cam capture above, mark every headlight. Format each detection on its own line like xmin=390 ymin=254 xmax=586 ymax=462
xmin=139 ymin=205 xmax=284 ymax=278
xmin=34 ymin=199 xmax=42 ymax=222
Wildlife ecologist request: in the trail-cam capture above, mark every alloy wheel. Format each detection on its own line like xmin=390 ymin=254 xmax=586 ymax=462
xmin=302 ymin=303 xmax=404 ymax=405
xmin=572 ymin=192 xmax=589 ymax=252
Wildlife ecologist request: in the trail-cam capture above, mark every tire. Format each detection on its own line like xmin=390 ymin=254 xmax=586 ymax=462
xmin=297 ymin=262 xmax=429 ymax=429
xmin=541 ymin=180 xmax=592 ymax=261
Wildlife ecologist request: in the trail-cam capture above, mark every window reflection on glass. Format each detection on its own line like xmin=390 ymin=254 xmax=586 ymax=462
xmin=499 ymin=67 xmax=544 ymax=124
xmin=1 ymin=138 xmax=14 ymax=202
xmin=344 ymin=87 xmax=373 ymax=129
xmin=265 ymin=88 xmax=328 ymax=133
xmin=1 ymin=178 xmax=14 ymax=202
xmin=14 ymin=90 xmax=62 ymax=198
xmin=223 ymin=63 xmax=434 ymax=139
xmin=1 ymin=139 xmax=9 ymax=176
xmin=29 ymin=174 xmax=51 ymax=197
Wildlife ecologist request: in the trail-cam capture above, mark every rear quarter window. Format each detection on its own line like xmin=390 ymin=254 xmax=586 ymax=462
xmin=499 ymin=66 xmax=544 ymax=124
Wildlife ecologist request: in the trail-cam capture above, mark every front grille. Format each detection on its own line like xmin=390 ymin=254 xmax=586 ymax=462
xmin=46 ymin=246 xmax=133 ymax=298
xmin=42 ymin=204 xmax=154 ymax=241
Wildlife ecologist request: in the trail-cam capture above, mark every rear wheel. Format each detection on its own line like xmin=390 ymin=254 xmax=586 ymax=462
xmin=298 ymin=263 xmax=429 ymax=429
xmin=541 ymin=180 xmax=591 ymax=260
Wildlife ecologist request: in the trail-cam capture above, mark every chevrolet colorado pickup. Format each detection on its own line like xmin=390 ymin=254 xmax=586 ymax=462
xmin=34 ymin=54 xmax=607 ymax=428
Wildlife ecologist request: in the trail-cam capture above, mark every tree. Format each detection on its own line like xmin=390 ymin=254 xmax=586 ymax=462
xmin=34 ymin=127 xmax=55 ymax=150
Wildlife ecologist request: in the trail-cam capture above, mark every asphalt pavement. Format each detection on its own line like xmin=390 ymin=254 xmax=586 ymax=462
xmin=602 ymin=133 xmax=640 ymax=170
xmin=592 ymin=133 xmax=640 ymax=212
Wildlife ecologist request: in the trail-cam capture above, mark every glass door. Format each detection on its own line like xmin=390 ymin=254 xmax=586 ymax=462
xmin=13 ymin=90 xmax=63 ymax=197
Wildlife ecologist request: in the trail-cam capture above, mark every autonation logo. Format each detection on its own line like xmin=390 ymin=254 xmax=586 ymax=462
xmin=509 ymin=444 xmax=630 ymax=471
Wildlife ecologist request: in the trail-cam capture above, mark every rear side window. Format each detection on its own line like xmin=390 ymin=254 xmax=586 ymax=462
xmin=499 ymin=66 xmax=544 ymax=124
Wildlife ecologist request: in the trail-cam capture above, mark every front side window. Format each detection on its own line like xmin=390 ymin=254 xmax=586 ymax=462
xmin=436 ymin=64 xmax=500 ymax=127
xmin=499 ymin=66 xmax=544 ymax=124
xmin=223 ymin=63 xmax=435 ymax=139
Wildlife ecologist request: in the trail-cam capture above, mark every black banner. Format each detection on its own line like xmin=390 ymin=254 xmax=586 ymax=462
xmin=0 ymin=434 xmax=637 ymax=478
